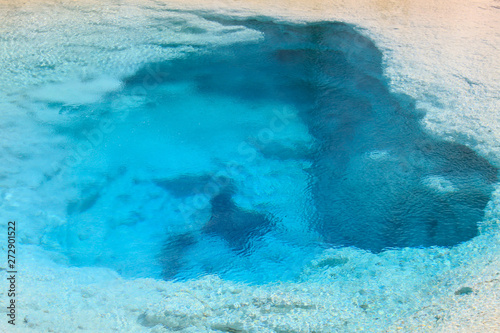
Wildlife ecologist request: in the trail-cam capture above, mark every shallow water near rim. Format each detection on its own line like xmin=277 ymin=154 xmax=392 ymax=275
xmin=47 ymin=17 xmax=497 ymax=283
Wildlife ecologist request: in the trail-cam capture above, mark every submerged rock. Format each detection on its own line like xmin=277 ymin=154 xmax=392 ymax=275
xmin=203 ymin=185 xmax=275 ymax=254
xmin=455 ymin=287 xmax=474 ymax=296
xmin=161 ymin=182 xmax=276 ymax=279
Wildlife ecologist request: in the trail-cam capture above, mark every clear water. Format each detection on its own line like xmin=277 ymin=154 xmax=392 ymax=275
xmin=43 ymin=18 xmax=497 ymax=283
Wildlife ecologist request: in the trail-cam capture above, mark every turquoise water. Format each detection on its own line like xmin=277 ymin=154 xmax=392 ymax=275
xmin=43 ymin=18 xmax=496 ymax=283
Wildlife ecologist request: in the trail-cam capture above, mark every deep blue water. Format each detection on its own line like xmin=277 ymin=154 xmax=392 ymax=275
xmin=55 ymin=17 xmax=497 ymax=283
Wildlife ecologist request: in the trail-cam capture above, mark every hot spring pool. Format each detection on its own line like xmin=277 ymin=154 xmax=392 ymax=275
xmin=2 ymin=1 xmax=500 ymax=331
xmin=32 ymin=18 xmax=497 ymax=283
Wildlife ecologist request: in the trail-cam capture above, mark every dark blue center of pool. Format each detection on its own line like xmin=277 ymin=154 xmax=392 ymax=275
xmin=61 ymin=17 xmax=497 ymax=283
